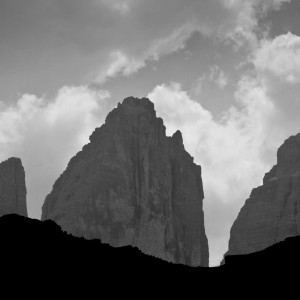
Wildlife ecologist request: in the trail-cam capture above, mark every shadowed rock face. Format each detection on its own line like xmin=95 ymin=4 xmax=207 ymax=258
xmin=42 ymin=97 xmax=208 ymax=266
xmin=0 ymin=157 xmax=27 ymax=217
xmin=226 ymin=133 xmax=300 ymax=257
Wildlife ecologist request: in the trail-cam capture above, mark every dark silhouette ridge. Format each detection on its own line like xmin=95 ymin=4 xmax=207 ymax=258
xmin=42 ymin=96 xmax=208 ymax=267
xmin=1 ymin=214 xmax=299 ymax=287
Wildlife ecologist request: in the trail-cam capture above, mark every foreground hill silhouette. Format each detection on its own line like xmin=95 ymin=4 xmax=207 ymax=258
xmin=1 ymin=214 xmax=300 ymax=285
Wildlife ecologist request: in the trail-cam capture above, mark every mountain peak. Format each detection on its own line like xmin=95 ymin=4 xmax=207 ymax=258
xmin=104 ymin=97 xmax=156 ymax=125
xmin=42 ymin=96 xmax=208 ymax=267
xmin=122 ymin=96 xmax=155 ymax=112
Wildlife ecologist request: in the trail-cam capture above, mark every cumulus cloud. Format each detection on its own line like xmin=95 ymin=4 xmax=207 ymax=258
xmin=252 ymin=32 xmax=300 ymax=153
xmin=253 ymin=32 xmax=300 ymax=83
xmin=148 ymin=63 xmax=299 ymax=265
xmin=0 ymin=86 xmax=111 ymax=219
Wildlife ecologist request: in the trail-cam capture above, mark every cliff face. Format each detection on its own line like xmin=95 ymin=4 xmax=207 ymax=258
xmin=42 ymin=97 xmax=208 ymax=267
xmin=0 ymin=157 xmax=27 ymax=217
xmin=226 ymin=133 xmax=300 ymax=256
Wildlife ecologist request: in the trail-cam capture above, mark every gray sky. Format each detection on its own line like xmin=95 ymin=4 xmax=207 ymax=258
xmin=0 ymin=0 xmax=299 ymax=266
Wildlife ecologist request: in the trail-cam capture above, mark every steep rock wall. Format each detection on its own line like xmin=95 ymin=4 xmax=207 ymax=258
xmin=226 ymin=134 xmax=300 ymax=256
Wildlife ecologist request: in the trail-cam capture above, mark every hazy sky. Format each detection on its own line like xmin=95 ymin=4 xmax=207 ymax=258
xmin=0 ymin=0 xmax=300 ymax=266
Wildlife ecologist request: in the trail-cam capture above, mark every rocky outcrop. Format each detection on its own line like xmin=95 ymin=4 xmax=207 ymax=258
xmin=226 ymin=133 xmax=300 ymax=256
xmin=42 ymin=97 xmax=209 ymax=266
xmin=0 ymin=157 xmax=27 ymax=217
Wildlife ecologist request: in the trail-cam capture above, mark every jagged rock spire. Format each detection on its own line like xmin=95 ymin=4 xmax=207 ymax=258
xmin=0 ymin=157 xmax=27 ymax=217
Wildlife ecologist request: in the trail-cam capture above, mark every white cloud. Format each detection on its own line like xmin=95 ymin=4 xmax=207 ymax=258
xmin=215 ymin=71 xmax=229 ymax=89
xmin=96 ymin=51 xmax=146 ymax=82
xmin=223 ymin=0 xmax=259 ymax=48
xmin=0 ymin=86 xmax=111 ymax=219
xmin=209 ymin=66 xmax=229 ymax=89
xmin=108 ymin=0 xmax=134 ymax=14
xmin=222 ymin=0 xmax=291 ymax=48
xmin=192 ymin=66 xmax=229 ymax=96
xmin=254 ymin=32 xmax=300 ymax=83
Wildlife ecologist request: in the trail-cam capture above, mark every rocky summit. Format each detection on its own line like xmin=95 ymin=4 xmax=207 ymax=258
xmin=0 ymin=157 xmax=27 ymax=217
xmin=42 ymin=97 xmax=209 ymax=266
xmin=226 ymin=133 xmax=300 ymax=256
